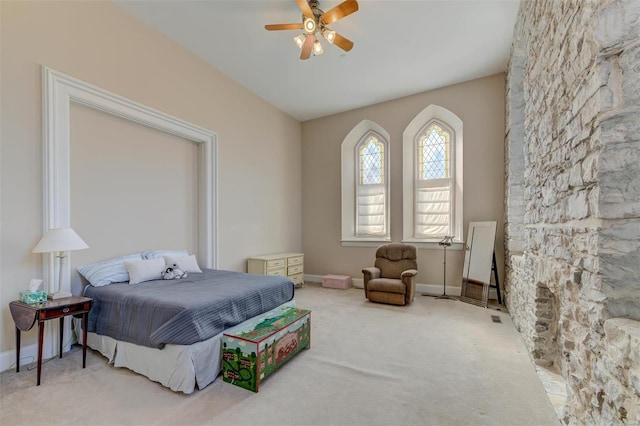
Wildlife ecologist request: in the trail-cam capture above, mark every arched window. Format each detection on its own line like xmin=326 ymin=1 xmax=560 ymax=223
xmin=415 ymin=121 xmax=453 ymax=238
xmin=341 ymin=120 xmax=390 ymax=245
xmin=403 ymin=105 xmax=463 ymax=244
xmin=356 ymin=133 xmax=386 ymax=236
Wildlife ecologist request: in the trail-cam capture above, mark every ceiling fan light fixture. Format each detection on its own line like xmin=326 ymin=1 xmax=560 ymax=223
xmin=293 ymin=34 xmax=306 ymax=48
xmin=303 ymin=17 xmax=316 ymax=33
xmin=265 ymin=0 xmax=358 ymax=60
xmin=322 ymin=28 xmax=336 ymax=44
xmin=313 ymin=39 xmax=324 ymax=55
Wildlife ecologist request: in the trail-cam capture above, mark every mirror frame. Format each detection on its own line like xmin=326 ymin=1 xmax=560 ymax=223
xmin=459 ymin=221 xmax=497 ymax=308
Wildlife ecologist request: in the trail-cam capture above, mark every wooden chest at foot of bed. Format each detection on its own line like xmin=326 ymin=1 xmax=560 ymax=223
xmin=222 ymin=306 xmax=311 ymax=392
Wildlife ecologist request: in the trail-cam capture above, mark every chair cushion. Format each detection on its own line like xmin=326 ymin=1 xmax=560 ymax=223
xmin=374 ymin=244 xmax=417 ymax=279
xmin=367 ymin=278 xmax=406 ymax=294
xmin=375 ymin=244 xmax=416 ymax=262
xmin=368 ymin=291 xmax=407 ymax=306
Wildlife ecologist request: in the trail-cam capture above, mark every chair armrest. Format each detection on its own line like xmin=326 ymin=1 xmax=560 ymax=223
xmin=401 ymin=269 xmax=418 ymax=278
xmin=362 ymin=267 xmax=381 ymax=279
xmin=362 ymin=267 xmax=381 ymax=294
xmin=401 ymin=269 xmax=418 ymax=304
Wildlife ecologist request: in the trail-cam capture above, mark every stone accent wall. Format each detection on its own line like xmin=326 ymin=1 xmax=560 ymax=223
xmin=505 ymin=0 xmax=640 ymax=424
xmin=599 ymin=318 xmax=640 ymax=423
xmin=505 ymin=47 xmax=526 ymax=257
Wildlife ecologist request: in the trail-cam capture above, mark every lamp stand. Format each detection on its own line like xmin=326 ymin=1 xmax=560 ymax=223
xmin=48 ymin=252 xmax=72 ymax=300
xmin=436 ymin=237 xmax=456 ymax=300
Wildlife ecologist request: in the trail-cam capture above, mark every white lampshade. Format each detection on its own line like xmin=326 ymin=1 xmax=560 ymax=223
xmin=322 ymin=28 xmax=336 ymax=44
xmin=293 ymin=34 xmax=306 ymax=49
xmin=313 ymin=40 xmax=324 ymax=55
xmin=33 ymin=228 xmax=89 ymax=253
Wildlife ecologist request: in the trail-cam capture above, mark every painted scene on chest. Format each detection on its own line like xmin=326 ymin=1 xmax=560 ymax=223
xmin=222 ymin=307 xmax=311 ymax=392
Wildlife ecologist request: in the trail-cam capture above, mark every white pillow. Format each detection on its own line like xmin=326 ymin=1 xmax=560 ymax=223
xmin=164 ymin=254 xmax=203 ymax=273
xmin=124 ymin=258 xmax=165 ymax=284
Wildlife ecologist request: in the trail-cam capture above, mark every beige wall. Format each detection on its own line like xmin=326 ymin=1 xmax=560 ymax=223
xmin=302 ymin=74 xmax=505 ymax=290
xmin=0 ymin=1 xmax=301 ymax=354
xmin=69 ymin=103 xmax=200 ymax=294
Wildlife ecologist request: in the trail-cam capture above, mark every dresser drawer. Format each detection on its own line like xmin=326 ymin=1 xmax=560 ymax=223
xmin=289 ymin=273 xmax=304 ymax=285
xmin=287 ymin=256 xmax=303 ymax=266
xmin=40 ymin=303 xmax=87 ymax=320
xmin=247 ymin=253 xmax=304 ymax=287
xmin=266 ymin=258 xmax=286 ymax=269
xmin=288 ymin=264 xmax=303 ymax=275
xmin=267 ymin=268 xmax=286 ymax=276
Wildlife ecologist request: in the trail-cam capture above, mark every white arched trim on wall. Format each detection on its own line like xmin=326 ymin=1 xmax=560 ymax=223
xmin=341 ymin=119 xmax=391 ymax=246
xmin=42 ymin=66 xmax=218 ymax=356
xmin=402 ymin=104 xmax=463 ymax=248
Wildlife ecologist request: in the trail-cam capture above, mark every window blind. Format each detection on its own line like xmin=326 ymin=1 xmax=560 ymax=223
xmin=415 ymin=180 xmax=450 ymax=238
xmin=356 ymin=184 xmax=386 ymax=236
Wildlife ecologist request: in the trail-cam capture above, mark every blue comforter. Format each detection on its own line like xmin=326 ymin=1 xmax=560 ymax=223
xmin=85 ymin=269 xmax=294 ymax=349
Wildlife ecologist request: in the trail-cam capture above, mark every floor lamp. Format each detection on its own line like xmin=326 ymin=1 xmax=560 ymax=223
xmin=435 ymin=236 xmax=456 ymax=300
xmin=33 ymin=228 xmax=89 ymax=299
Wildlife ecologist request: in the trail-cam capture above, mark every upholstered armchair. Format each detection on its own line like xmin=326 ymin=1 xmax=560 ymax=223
xmin=362 ymin=243 xmax=418 ymax=306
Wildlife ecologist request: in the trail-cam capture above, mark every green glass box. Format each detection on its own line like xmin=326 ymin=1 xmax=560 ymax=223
xmin=222 ymin=306 xmax=311 ymax=392
xmin=18 ymin=290 xmax=48 ymax=305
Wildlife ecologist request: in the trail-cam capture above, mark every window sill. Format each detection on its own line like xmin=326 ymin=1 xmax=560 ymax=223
xmin=401 ymin=239 xmax=465 ymax=250
xmin=341 ymin=239 xmax=391 ymax=247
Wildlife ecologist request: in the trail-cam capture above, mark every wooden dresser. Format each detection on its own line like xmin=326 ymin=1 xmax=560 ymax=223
xmin=247 ymin=252 xmax=304 ymax=287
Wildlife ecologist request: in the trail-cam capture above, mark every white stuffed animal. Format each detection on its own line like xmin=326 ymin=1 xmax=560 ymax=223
xmin=161 ymin=264 xmax=188 ymax=280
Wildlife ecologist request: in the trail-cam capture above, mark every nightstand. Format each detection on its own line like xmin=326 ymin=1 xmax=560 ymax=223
xmin=9 ymin=296 xmax=93 ymax=385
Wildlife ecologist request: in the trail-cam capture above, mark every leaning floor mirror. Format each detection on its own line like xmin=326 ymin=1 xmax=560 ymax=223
xmin=459 ymin=221 xmax=497 ymax=308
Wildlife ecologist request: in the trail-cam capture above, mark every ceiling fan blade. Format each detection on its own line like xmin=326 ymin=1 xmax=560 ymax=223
xmin=321 ymin=0 xmax=359 ymax=25
xmin=300 ymin=34 xmax=315 ymax=60
xmin=332 ymin=32 xmax=354 ymax=52
xmin=296 ymin=0 xmax=314 ymax=19
xmin=265 ymin=23 xmax=304 ymax=31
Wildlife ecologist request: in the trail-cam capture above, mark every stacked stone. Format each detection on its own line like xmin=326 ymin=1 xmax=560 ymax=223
xmin=505 ymin=0 xmax=640 ymax=424
xmin=505 ymin=43 xmax=535 ymax=353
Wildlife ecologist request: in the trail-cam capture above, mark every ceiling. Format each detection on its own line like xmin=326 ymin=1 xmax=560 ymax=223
xmin=115 ymin=0 xmax=521 ymax=121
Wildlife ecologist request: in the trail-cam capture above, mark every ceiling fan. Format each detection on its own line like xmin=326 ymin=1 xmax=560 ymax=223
xmin=265 ymin=0 xmax=359 ymax=60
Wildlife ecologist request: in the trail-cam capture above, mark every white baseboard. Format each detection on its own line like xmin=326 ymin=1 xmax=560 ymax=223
xmin=303 ymin=274 xmax=369 ymax=289
xmin=304 ymin=273 xmax=458 ymax=294
xmin=0 ymin=321 xmax=75 ymax=373
xmin=0 ymin=343 xmax=38 ymax=373
xmin=417 ymin=283 xmax=462 ymax=296
xmin=304 ymin=274 xmax=324 ymax=283
xmin=304 ymin=273 xmax=498 ymax=298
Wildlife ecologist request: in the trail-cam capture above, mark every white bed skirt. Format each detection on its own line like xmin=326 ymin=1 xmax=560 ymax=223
xmin=77 ymin=300 xmax=295 ymax=394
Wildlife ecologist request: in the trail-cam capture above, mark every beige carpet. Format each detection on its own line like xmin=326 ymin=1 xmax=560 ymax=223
xmin=0 ymin=283 xmax=559 ymax=426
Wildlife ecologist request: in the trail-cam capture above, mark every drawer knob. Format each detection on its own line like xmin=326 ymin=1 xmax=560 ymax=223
xmin=62 ymin=307 xmax=70 ymax=313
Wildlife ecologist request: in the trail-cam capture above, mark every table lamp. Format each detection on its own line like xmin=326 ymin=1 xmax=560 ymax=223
xmin=33 ymin=228 xmax=89 ymax=299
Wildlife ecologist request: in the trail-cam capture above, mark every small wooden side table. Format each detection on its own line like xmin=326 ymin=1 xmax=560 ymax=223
xmin=9 ymin=296 xmax=93 ymax=385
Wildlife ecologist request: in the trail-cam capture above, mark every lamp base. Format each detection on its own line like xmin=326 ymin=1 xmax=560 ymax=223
xmin=48 ymin=291 xmax=73 ymax=300
xmin=435 ymin=294 xmax=457 ymax=300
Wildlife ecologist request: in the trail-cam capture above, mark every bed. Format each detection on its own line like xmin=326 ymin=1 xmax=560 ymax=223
xmin=79 ymin=268 xmax=295 ymax=394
